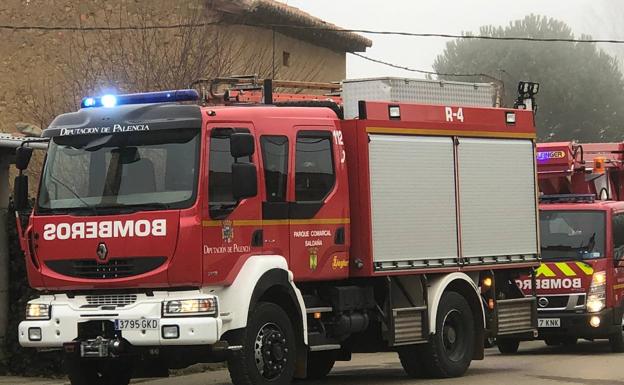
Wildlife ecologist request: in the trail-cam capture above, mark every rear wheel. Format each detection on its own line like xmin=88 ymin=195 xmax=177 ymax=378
xmin=497 ymin=339 xmax=520 ymax=354
xmin=305 ymin=351 xmax=336 ymax=380
xmin=420 ymin=292 xmax=475 ymax=378
xmin=66 ymin=358 xmax=132 ymax=385
xmin=227 ymin=302 xmax=297 ymax=385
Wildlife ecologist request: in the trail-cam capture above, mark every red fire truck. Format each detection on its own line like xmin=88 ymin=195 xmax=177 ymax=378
xmin=15 ymin=78 xmax=539 ymax=385
xmin=515 ymin=142 xmax=624 ymax=351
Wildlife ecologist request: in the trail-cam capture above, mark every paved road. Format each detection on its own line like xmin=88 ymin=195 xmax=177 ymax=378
xmin=5 ymin=340 xmax=624 ymax=385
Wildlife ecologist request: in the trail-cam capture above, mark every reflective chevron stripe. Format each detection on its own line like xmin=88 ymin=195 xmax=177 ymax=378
xmin=555 ymin=262 xmax=576 ymax=277
xmin=575 ymin=262 xmax=594 ymax=276
xmin=536 ymin=264 xmax=556 ymax=277
xmin=536 ymin=262 xmax=594 ymax=277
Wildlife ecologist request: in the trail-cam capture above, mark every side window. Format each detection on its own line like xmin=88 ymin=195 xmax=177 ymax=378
xmin=613 ymin=213 xmax=624 ymax=260
xmin=208 ymin=128 xmax=251 ymax=218
xmin=295 ymin=131 xmax=335 ymax=202
xmin=261 ymin=136 xmax=289 ymax=202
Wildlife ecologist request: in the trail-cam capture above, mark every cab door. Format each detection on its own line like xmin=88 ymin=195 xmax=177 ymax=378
xmin=612 ymin=211 xmax=624 ymax=308
xmin=202 ymin=124 xmax=263 ymax=284
xmin=259 ymin=134 xmax=290 ymax=260
xmin=288 ymin=128 xmax=350 ymax=281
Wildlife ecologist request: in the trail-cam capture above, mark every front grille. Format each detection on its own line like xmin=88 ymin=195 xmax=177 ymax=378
xmin=46 ymin=257 xmax=166 ymax=279
xmin=497 ymin=297 xmax=535 ymax=335
xmin=538 ymin=295 xmax=568 ymax=309
xmin=86 ymin=294 xmax=138 ymax=307
xmin=537 ymin=294 xmax=586 ymax=311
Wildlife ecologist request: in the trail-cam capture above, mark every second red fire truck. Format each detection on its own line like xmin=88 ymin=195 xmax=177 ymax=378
xmin=15 ymin=78 xmax=539 ymax=385
xmin=514 ymin=141 xmax=624 ymax=352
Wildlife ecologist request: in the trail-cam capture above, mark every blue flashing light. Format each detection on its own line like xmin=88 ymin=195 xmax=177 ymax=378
xmin=82 ymin=97 xmax=97 ymax=108
xmin=80 ymin=89 xmax=199 ymax=108
xmin=101 ymin=94 xmax=118 ymax=108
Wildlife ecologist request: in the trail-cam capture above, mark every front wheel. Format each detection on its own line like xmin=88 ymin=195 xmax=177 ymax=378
xmin=227 ymin=302 xmax=297 ymax=385
xmin=66 ymin=358 xmax=132 ymax=385
xmin=497 ymin=339 xmax=520 ymax=354
xmin=421 ymin=292 xmax=475 ymax=378
xmin=609 ymin=313 xmax=624 ymax=353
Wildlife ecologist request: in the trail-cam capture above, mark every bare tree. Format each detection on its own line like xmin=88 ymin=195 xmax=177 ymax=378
xmin=20 ymin=0 xmax=327 ymax=129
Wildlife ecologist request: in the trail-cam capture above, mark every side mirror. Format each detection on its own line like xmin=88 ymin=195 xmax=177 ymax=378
xmin=230 ymin=133 xmax=255 ymax=158
xmin=15 ymin=146 xmax=33 ymax=171
xmin=232 ymin=163 xmax=257 ymax=199
xmin=14 ymin=175 xmax=29 ymax=211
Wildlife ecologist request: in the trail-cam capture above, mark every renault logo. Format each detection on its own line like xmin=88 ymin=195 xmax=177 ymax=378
xmin=96 ymin=242 xmax=108 ymax=262
xmin=538 ymin=297 xmax=549 ymax=308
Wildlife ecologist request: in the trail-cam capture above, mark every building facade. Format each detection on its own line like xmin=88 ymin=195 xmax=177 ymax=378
xmin=0 ymin=0 xmax=371 ymax=131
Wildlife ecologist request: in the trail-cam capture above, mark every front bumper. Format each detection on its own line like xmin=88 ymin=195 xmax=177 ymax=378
xmin=19 ymin=292 xmax=222 ymax=348
xmin=537 ymin=308 xmax=619 ymax=339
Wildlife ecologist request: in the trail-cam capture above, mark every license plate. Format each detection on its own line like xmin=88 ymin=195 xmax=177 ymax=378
xmin=114 ymin=319 xmax=159 ymax=330
xmin=538 ymin=318 xmax=560 ymax=328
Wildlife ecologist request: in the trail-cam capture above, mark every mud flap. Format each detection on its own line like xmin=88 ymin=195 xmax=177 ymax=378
xmin=472 ymin=328 xmax=485 ymax=360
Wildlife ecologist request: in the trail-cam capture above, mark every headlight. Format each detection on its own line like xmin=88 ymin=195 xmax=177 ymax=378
xmin=25 ymin=303 xmax=51 ymax=320
xmin=592 ymin=271 xmax=606 ymax=286
xmin=162 ymin=298 xmax=217 ymax=317
xmin=587 ymin=296 xmax=605 ymax=313
xmin=587 ymin=271 xmax=606 ymax=313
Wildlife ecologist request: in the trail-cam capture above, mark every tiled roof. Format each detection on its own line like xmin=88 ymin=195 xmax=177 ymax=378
xmin=209 ymin=0 xmax=372 ymax=52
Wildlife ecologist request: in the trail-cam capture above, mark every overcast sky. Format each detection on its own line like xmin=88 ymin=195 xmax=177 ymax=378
xmin=277 ymin=0 xmax=621 ymax=79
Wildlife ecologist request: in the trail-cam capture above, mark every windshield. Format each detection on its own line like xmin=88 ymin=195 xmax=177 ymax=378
xmin=37 ymin=128 xmax=200 ymax=214
xmin=540 ymin=210 xmax=605 ymax=261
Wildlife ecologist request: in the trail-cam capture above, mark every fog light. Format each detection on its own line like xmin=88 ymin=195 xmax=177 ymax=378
xmin=590 ymin=316 xmax=601 ymax=328
xmin=28 ymin=327 xmax=42 ymax=341
xmin=162 ymin=325 xmax=179 ymax=339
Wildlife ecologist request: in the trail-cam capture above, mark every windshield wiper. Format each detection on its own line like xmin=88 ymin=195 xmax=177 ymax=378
xmin=47 ymin=174 xmax=98 ymax=216
xmin=541 ymin=245 xmax=576 ymax=251
xmin=95 ymin=202 xmax=171 ymax=212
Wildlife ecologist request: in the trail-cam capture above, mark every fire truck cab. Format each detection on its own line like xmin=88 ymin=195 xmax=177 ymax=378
xmin=520 ymin=142 xmax=624 ymax=351
xmin=15 ymin=79 xmax=540 ymax=385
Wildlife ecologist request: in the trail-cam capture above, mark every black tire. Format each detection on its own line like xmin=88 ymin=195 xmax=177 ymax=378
xmin=497 ymin=339 xmax=520 ymax=354
xmin=66 ymin=358 xmax=132 ymax=385
xmin=398 ymin=344 xmax=426 ymax=378
xmin=421 ymin=292 xmax=475 ymax=378
xmin=305 ymin=351 xmax=336 ymax=380
xmin=227 ymin=302 xmax=297 ymax=385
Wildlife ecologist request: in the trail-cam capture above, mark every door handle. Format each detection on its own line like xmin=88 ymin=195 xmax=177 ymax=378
xmin=251 ymin=229 xmax=263 ymax=247
xmin=335 ymin=227 xmax=345 ymax=245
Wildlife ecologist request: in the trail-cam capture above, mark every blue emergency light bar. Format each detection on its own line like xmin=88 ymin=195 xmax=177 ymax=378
xmin=80 ymin=89 xmax=199 ymax=108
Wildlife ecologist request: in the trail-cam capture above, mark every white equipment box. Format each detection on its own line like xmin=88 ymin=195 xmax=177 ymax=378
xmin=342 ymin=77 xmax=497 ymax=119
xmin=368 ymin=134 xmax=538 ymax=270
